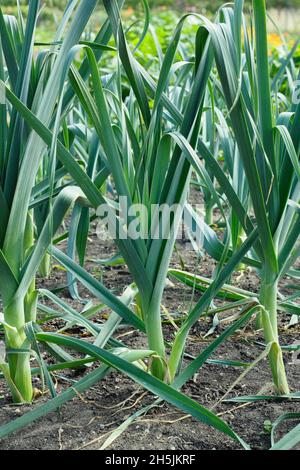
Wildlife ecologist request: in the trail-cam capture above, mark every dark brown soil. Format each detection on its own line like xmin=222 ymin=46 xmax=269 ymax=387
xmin=0 ymin=207 xmax=299 ymax=451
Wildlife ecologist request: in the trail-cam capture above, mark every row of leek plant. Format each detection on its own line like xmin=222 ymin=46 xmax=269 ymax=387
xmin=0 ymin=0 xmax=298 ymax=447
xmin=5 ymin=0 xmax=255 ymax=390
xmin=0 ymin=0 xmax=254 ymax=447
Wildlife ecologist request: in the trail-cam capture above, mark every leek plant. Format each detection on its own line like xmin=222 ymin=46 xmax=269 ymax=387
xmin=173 ymin=0 xmax=300 ymax=393
xmin=216 ymin=0 xmax=299 ymax=394
xmin=65 ymin=0 xmax=257 ymax=384
xmin=46 ymin=0 xmax=216 ymax=381
xmin=0 ymin=0 xmax=100 ymax=402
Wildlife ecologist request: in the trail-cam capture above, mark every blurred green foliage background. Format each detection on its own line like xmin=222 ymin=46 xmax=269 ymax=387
xmin=2 ymin=0 xmax=300 ymax=10
xmin=1 ymin=1 xmax=299 ymax=41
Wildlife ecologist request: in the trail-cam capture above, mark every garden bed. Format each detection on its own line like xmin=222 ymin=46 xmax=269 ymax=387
xmin=0 ymin=228 xmax=299 ymax=450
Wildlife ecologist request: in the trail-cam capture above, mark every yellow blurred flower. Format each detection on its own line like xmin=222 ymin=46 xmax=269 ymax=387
xmin=267 ymin=33 xmax=283 ymax=48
